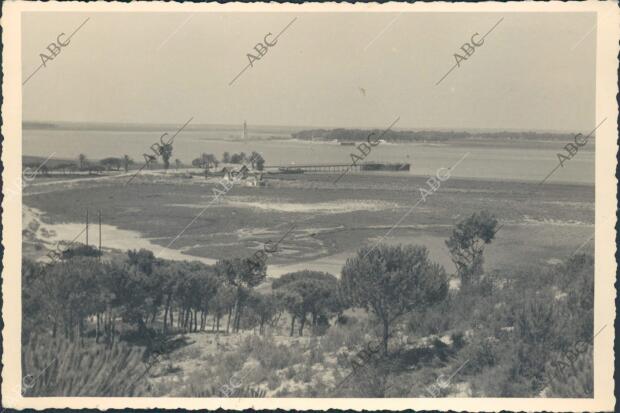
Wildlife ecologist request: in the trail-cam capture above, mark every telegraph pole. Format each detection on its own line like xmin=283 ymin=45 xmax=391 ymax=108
xmin=98 ymin=209 xmax=102 ymax=257
xmin=86 ymin=208 xmax=89 ymax=246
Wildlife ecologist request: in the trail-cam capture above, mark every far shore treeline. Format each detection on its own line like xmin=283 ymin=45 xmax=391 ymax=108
xmin=291 ymin=128 xmax=592 ymax=143
xmin=22 ymin=150 xmax=265 ymax=175
xmin=23 ymin=120 xmax=588 ymax=144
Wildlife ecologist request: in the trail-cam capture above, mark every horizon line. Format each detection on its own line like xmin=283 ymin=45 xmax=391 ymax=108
xmin=22 ymin=119 xmax=583 ymax=135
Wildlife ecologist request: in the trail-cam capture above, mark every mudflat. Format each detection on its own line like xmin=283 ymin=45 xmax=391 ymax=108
xmin=23 ymin=169 xmax=593 ymax=277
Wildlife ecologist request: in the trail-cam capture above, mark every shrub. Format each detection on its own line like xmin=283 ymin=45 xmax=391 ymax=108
xmin=335 ymin=357 xmax=392 ymax=397
xmin=267 ymin=373 xmax=282 ymax=390
xmin=320 ymin=319 xmax=368 ymax=353
xmin=457 ymin=336 xmax=499 ymax=376
xmin=451 ymin=331 xmax=466 ymax=350
xmin=22 ymin=335 xmax=148 ymax=396
xmin=185 ymin=382 xmax=266 ymax=397
xmin=468 ymin=361 xmax=521 ymax=397
xmin=545 ymin=345 xmax=593 ymax=397
xmin=307 ymin=338 xmax=325 ymax=365
xmin=275 ymin=385 xmax=291 ymax=397
xmin=239 ymin=335 xmax=303 ymax=371
xmin=300 ymin=363 xmax=313 ymax=383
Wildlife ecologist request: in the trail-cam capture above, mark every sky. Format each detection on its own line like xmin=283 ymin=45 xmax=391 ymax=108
xmin=22 ymin=12 xmax=596 ymax=132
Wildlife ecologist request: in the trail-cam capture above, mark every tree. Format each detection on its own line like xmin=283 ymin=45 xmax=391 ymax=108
xmin=50 ymin=163 xmax=77 ymax=174
xmin=274 ymin=288 xmax=304 ymax=336
xmin=230 ymin=153 xmax=243 ymax=164
xmin=215 ymin=257 xmax=267 ymax=332
xmin=61 ymin=243 xmax=102 ymax=260
xmin=78 ymin=154 xmax=88 ymax=170
xmin=250 ymin=151 xmax=265 ymax=171
xmin=229 ymin=152 xmax=249 ymax=164
xmin=100 ymin=157 xmax=122 ymax=171
xmin=106 ymin=259 xmax=154 ymax=336
xmin=22 ymin=259 xmax=49 ymax=340
xmin=445 ymin=210 xmax=498 ymax=285
xmin=201 ymin=153 xmax=218 ymax=169
xmin=175 ymin=159 xmax=181 ymax=170
xmin=123 ymin=155 xmax=133 ymax=172
xmin=272 ymin=271 xmax=341 ymax=336
xmin=210 ymin=285 xmax=236 ymax=333
xmin=157 ymin=142 xmax=173 ymax=170
xmin=89 ymin=165 xmax=105 ymax=174
xmin=170 ymin=261 xmax=220 ymax=333
xmin=127 ymin=249 xmax=157 ymax=275
xmin=156 ymin=261 xmax=182 ymax=334
xmin=222 ymin=152 xmax=231 ymax=163
xmin=34 ymin=257 xmax=103 ymax=341
xmin=341 ymin=244 xmax=448 ymax=355
xmin=192 ymin=154 xmax=218 ymax=171
xmin=245 ymin=291 xmax=280 ymax=334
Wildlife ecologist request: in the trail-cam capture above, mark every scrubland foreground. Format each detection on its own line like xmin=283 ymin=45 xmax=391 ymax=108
xmin=21 ymin=211 xmax=593 ymax=398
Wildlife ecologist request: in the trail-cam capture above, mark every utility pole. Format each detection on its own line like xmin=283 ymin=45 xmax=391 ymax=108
xmin=86 ymin=208 xmax=89 ymax=246
xmin=98 ymin=209 xmax=102 ymax=257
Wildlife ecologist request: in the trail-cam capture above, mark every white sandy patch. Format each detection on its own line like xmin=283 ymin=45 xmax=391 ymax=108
xmin=23 ymin=206 xmax=215 ymax=265
xmin=268 ymin=251 xmax=352 ymax=278
xmin=166 ymin=199 xmax=399 ymax=215
xmin=225 ymin=198 xmax=397 ymax=214
xmin=24 ymin=206 xmax=336 ymax=275
xmin=522 ymin=216 xmax=590 ymax=226
xmin=168 ymin=199 xmax=396 ymax=214
xmin=26 ymin=171 xmax=136 ymax=187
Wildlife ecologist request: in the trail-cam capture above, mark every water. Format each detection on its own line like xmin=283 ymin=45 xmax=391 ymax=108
xmin=23 ymin=127 xmax=594 ymax=184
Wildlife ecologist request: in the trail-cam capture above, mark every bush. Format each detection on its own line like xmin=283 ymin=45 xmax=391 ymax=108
xmin=184 ymin=382 xmax=266 ymax=397
xmin=61 ymin=244 xmax=102 ymax=260
xmin=451 ymin=331 xmax=466 ymax=350
xmin=22 ymin=335 xmax=148 ymax=396
xmin=300 ymin=363 xmax=313 ymax=383
xmin=545 ymin=345 xmax=593 ymax=397
xmin=308 ymin=338 xmax=325 ymax=365
xmin=274 ymin=385 xmax=291 ymax=397
xmin=320 ymin=319 xmax=368 ymax=353
xmin=240 ymin=335 xmax=303 ymax=371
xmin=334 ymin=357 xmax=392 ymax=397
xmin=457 ymin=336 xmax=499 ymax=376
xmin=469 ymin=361 xmax=522 ymax=397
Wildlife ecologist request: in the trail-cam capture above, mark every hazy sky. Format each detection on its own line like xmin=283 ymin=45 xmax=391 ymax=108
xmin=22 ymin=12 xmax=596 ymax=131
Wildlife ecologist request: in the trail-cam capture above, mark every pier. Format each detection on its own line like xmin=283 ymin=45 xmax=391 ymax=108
xmin=266 ymin=162 xmax=410 ymax=173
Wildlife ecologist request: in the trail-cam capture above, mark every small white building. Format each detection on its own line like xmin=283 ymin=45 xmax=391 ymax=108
xmin=222 ymin=165 xmax=265 ymax=187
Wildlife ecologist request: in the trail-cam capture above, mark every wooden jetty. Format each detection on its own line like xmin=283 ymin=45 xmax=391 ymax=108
xmin=267 ymin=162 xmax=410 ymax=173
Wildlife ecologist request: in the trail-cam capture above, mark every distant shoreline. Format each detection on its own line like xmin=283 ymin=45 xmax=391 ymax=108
xmin=22 ymin=120 xmax=583 ymax=137
xmin=22 ymin=120 xmax=302 ymax=134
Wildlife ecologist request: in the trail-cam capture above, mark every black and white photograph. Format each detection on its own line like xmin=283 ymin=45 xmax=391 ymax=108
xmin=2 ymin=1 xmax=618 ymax=411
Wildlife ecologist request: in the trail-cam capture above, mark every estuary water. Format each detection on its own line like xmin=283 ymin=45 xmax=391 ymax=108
xmin=23 ymin=126 xmax=594 ymax=184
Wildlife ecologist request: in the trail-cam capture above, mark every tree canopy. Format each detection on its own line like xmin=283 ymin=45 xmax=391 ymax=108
xmin=272 ymin=271 xmax=341 ymax=336
xmin=100 ymin=157 xmax=123 ymax=171
xmin=341 ymin=244 xmax=448 ymax=354
xmin=445 ymin=210 xmax=498 ymax=285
